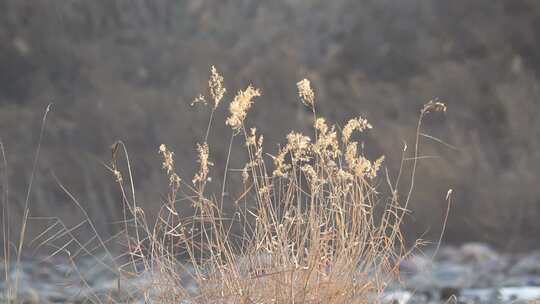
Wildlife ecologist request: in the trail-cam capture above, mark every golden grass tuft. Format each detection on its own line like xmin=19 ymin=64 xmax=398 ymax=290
xmin=107 ymin=66 xmax=446 ymax=303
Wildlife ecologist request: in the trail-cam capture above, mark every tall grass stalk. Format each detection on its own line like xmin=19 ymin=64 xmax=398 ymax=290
xmin=12 ymin=104 xmax=52 ymax=302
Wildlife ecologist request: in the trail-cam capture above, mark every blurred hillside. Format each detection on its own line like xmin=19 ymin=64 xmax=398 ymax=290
xmin=1 ymin=0 xmax=539 ymax=250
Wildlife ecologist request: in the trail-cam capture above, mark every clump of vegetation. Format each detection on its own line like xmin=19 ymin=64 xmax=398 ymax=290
xmin=108 ymin=66 xmax=446 ymax=303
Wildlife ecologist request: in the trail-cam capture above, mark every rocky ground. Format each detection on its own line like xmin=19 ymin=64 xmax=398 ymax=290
xmin=387 ymin=243 xmax=540 ymax=304
xmin=2 ymin=243 xmax=540 ymax=303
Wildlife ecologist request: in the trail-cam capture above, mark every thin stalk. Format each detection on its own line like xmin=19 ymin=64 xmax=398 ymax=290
xmin=14 ymin=103 xmax=52 ymax=300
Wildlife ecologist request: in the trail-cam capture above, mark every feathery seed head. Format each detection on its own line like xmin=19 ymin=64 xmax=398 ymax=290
xmin=345 ymin=141 xmax=384 ymax=179
xmin=209 ymin=66 xmax=226 ymax=109
xmin=342 ymin=117 xmax=372 ymax=144
xmin=297 ymin=78 xmax=315 ymax=108
xmin=314 ymin=118 xmax=340 ymax=158
xmin=159 ymin=144 xmax=181 ymax=189
xmin=159 ymin=144 xmax=175 ymax=175
xmin=113 ymin=169 xmax=123 ymax=183
xmin=246 ymin=128 xmax=258 ymax=147
xmin=286 ymin=132 xmax=312 ymax=163
xmin=301 ymin=164 xmax=319 ymax=185
xmin=193 ymin=142 xmax=213 ymax=185
xmin=345 ymin=142 xmax=359 ymax=169
xmin=169 ymin=173 xmax=181 ymax=189
xmin=369 ymin=155 xmax=385 ymax=179
xmin=272 ymin=146 xmax=291 ymax=177
xmin=422 ymin=99 xmax=447 ymax=114
xmin=246 ymin=128 xmax=264 ymax=161
xmin=226 ymin=85 xmax=261 ymax=132
xmin=191 ymin=94 xmax=207 ymax=106
xmin=314 ymin=118 xmax=328 ymax=134
xmin=345 ymin=142 xmax=368 ymax=177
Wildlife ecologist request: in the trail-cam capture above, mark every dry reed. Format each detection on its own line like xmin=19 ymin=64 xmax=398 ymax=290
xmin=105 ymin=66 xmax=446 ymax=303
xmin=2 ymin=66 xmax=447 ymax=303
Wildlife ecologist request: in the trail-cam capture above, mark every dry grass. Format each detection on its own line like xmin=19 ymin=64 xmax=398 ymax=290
xmin=98 ymin=67 xmax=447 ymax=303
xmin=3 ymin=0 xmax=540 ymax=251
xmin=1 ymin=65 xmax=447 ymax=303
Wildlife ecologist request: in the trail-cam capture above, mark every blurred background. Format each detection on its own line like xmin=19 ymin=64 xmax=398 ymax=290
xmin=1 ymin=0 xmax=539 ymax=252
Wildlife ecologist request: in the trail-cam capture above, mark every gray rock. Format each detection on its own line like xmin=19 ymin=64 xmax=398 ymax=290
xmin=501 ymin=275 xmax=540 ymax=287
xmin=406 ymin=263 xmax=475 ymax=291
xmin=462 ymin=286 xmax=540 ymax=303
xmin=510 ymin=252 xmax=540 ymax=276
xmin=401 ymin=254 xmax=433 ymax=275
xmin=460 ymin=243 xmax=500 ymax=264
xmin=382 ymin=290 xmax=413 ymax=304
